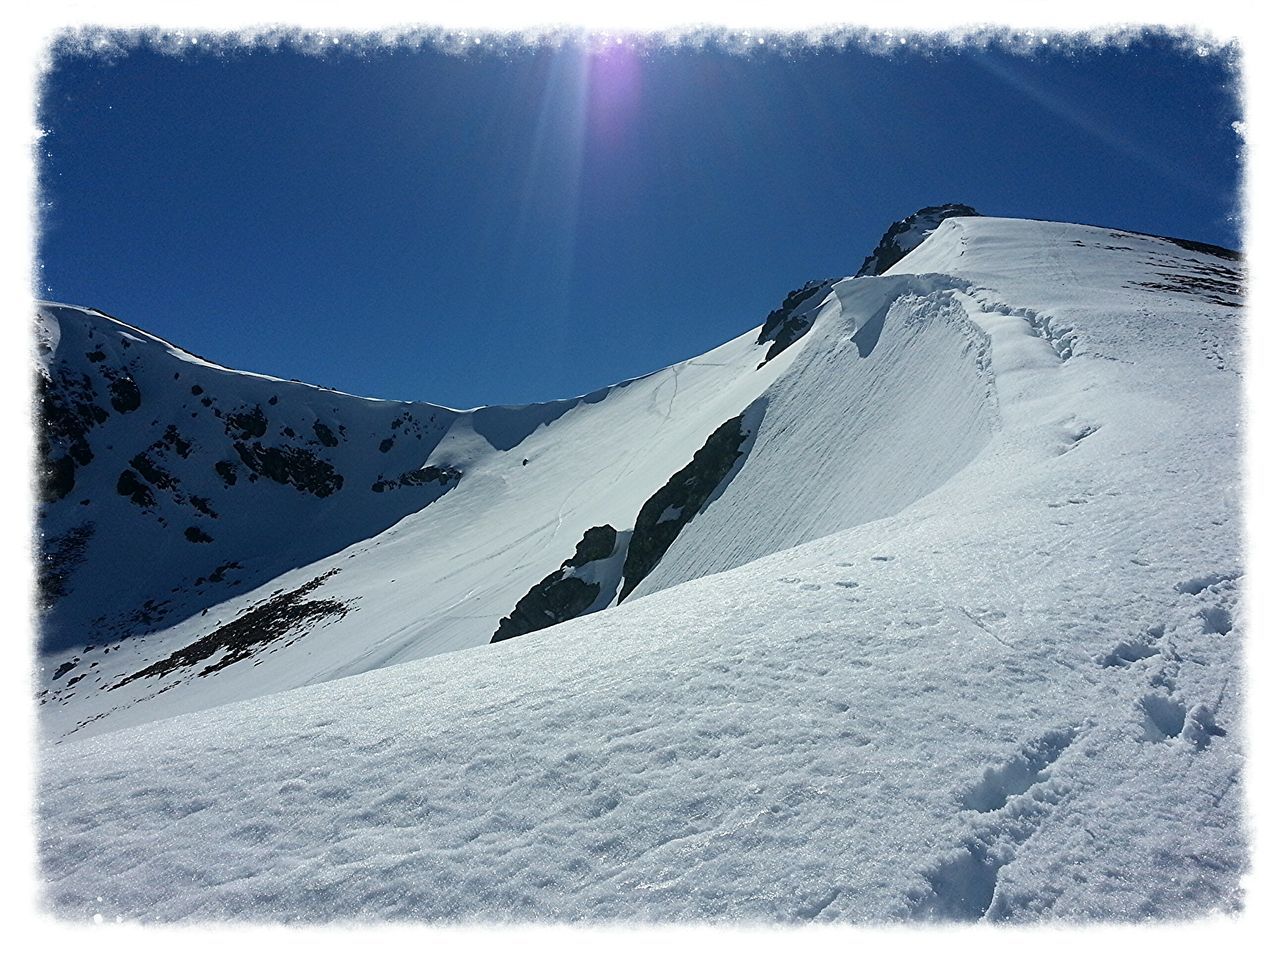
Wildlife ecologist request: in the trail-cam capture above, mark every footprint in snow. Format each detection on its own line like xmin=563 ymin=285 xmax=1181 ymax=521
xmin=1135 ymin=689 xmax=1225 ymax=749
xmin=1175 ymin=571 xmax=1239 ymax=595
xmin=1199 ymin=605 xmax=1233 ymax=635
xmin=911 ymin=727 xmax=1078 ymax=921
xmin=1137 ymin=692 xmax=1187 ymax=743
xmin=961 ymin=728 xmax=1076 ymax=813
xmin=1094 ymin=636 xmax=1161 ymax=668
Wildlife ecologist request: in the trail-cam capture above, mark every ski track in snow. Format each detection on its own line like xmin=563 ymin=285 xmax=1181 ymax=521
xmin=36 ymin=216 xmax=1245 ymax=922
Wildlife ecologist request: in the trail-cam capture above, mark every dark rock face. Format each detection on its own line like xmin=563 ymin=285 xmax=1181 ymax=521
xmin=224 ymin=405 xmax=268 ymax=440
xmin=214 ymin=460 xmax=239 ymax=486
xmin=108 ymin=376 xmax=141 ymax=413
xmin=37 ymin=521 xmax=94 ymax=610
xmin=370 ymin=464 xmax=461 ymax=494
xmin=856 ymin=204 xmax=981 ymax=277
xmin=189 ymin=494 xmax=218 ymax=518
xmin=162 ymin=425 xmax=192 ymax=458
xmin=52 ymin=659 xmax=79 ymax=681
xmin=233 ymin=441 xmax=344 ymax=497
xmin=35 ymin=368 xmax=109 ymax=503
xmin=201 ymin=561 xmax=241 ymax=584
xmin=567 ymin=525 xmax=616 ymax=567
xmin=619 ymin=414 xmax=750 ymax=601
xmin=491 ymin=525 xmax=618 ymax=643
xmin=756 ymin=279 xmax=838 ymax=366
xmin=115 ymin=469 xmax=155 ymax=508
xmin=112 ymin=569 xmax=350 ymax=686
xmin=128 ymin=451 xmax=178 ymax=492
xmin=41 ymin=455 xmax=76 ymax=503
xmin=312 ymin=421 xmax=339 ymax=447
xmin=35 ymin=306 xmax=469 ymax=659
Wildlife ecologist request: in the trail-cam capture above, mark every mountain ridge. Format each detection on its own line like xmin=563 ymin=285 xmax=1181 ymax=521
xmin=36 ymin=210 xmax=1246 ymax=921
xmin=34 ymin=211 xmax=1243 ymax=751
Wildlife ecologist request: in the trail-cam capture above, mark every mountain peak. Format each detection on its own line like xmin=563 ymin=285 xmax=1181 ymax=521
xmin=855 ymin=203 xmax=981 ymax=277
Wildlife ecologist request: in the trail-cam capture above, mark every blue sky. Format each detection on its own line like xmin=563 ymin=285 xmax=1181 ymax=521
xmin=38 ymin=34 xmax=1241 ymax=407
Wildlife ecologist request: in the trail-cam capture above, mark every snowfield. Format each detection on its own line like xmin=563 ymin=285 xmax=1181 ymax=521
xmin=36 ymin=214 xmax=1246 ymax=921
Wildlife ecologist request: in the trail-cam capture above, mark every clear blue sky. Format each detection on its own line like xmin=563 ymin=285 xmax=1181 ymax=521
xmin=38 ymin=34 xmax=1241 ymax=408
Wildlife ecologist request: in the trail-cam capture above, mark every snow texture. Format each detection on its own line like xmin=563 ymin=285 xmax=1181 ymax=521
xmin=37 ymin=214 xmax=1245 ymax=922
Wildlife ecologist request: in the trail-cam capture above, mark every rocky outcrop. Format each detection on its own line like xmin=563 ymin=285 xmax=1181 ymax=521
xmin=108 ymin=375 xmax=141 ymax=413
xmin=491 ymin=526 xmax=618 ymax=643
xmin=35 ymin=367 xmax=108 ymax=503
xmin=112 ymin=569 xmax=350 ymax=686
xmin=370 ymin=464 xmax=461 ymax=494
xmin=224 ymin=404 xmax=269 ymax=441
xmin=619 ymin=413 xmax=750 ymax=601
xmin=756 ymin=279 xmax=838 ymax=367
xmin=36 ymin=522 xmax=94 ymax=610
xmin=115 ymin=469 xmax=155 ymax=508
xmin=233 ymin=441 xmax=344 ymax=497
xmin=856 ymin=204 xmax=981 ymax=277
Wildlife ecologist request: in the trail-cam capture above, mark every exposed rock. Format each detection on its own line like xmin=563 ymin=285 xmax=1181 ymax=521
xmin=370 ymin=464 xmax=461 ymax=493
xmin=37 ymin=522 xmax=94 ymax=609
xmin=35 ymin=367 xmax=110 ymax=502
xmin=189 ymin=495 xmax=218 ymax=518
xmin=40 ymin=454 xmax=76 ymax=503
xmin=129 ymin=452 xmax=178 ymax=492
xmin=52 ymin=659 xmax=79 ymax=681
xmin=234 ymin=441 xmax=343 ymax=497
xmin=856 ymin=203 xmax=981 ymax=277
xmin=108 ymin=376 xmax=141 ymax=413
xmin=161 ymin=424 xmax=192 ymax=458
xmin=1158 ymin=235 xmax=1241 ymax=261
xmin=567 ymin=525 xmax=617 ymax=566
xmin=619 ymin=414 xmax=750 ymax=601
xmin=225 ymin=405 xmax=268 ymax=440
xmin=1130 ymin=251 xmax=1244 ymax=308
xmin=204 ymin=561 xmax=241 ymax=584
xmin=312 ymin=421 xmax=339 ymax=447
xmin=115 ymin=469 xmax=155 ymax=508
xmin=112 ymin=569 xmax=350 ymax=686
xmin=491 ymin=525 xmax=618 ymax=643
xmin=214 ymin=460 xmax=239 ymax=486
xmin=184 ymin=526 xmax=213 ymax=544
xmin=756 ymin=278 xmax=838 ymax=366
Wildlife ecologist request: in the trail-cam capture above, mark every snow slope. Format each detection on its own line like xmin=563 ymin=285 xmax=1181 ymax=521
xmin=35 ymin=307 xmax=804 ymax=739
xmin=37 ymin=213 xmax=1246 ymax=921
xmin=37 ymin=216 xmax=998 ymax=742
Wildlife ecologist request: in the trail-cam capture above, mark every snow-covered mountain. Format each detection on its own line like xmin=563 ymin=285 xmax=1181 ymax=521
xmin=855 ymin=202 xmax=982 ymax=277
xmin=36 ymin=210 xmax=1246 ymax=922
